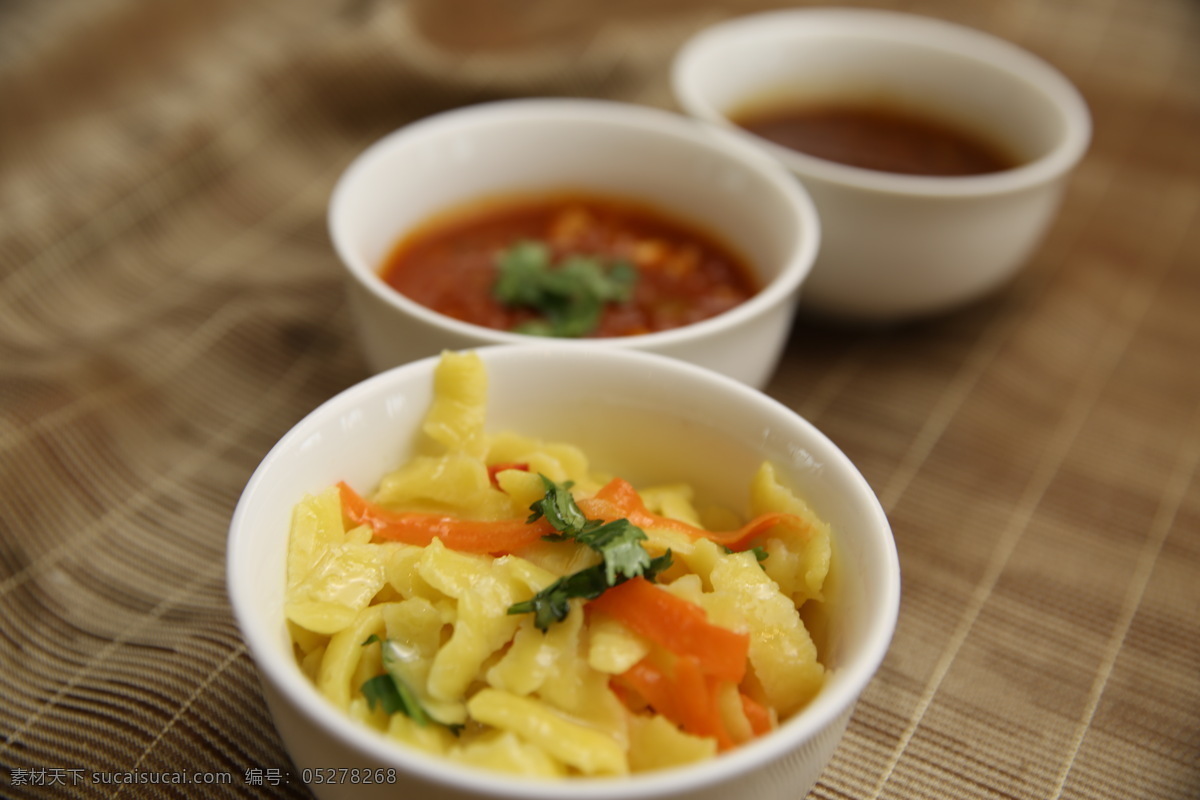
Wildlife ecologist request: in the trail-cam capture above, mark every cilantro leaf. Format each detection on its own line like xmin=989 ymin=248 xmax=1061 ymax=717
xmin=506 ymin=474 xmax=686 ymax=633
xmin=493 ymin=240 xmax=552 ymax=307
xmin=526 ymin=474 xmax=595 ymax=536
xmin=645 ymin=550 xmax=675 ymax=581
xmin=723 ymin=544 xmax=770 ymax=564
xmin=359 ymin=635 xmax=430 ymax=726
xmin=507 ymin=550 xmax=674 ymax=632
xmin=575 ymin=518 xmax=651 ymax=585
xmin=562 ymin=256 xmax=636 ymax=303
xmin=360 ymin=673 xmax=430 ymax=725
xmin=492 ymin=240 xmax=638 ymax=338
xmin=361 ymin=675 xmax=405 ymax=715
xmin=507 ymin=563 xmax=611 ymax=630
xmin=526 ymin=476 xmax=649 ymax=582
xmin=508 ymin=474 xmax=677 ymax=631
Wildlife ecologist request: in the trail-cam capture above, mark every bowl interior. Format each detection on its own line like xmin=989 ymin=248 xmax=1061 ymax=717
xmin=228 ymin=345 xmax=898 ymax=797
xmin=329 ymin=100 xmax=812 ymax=309
xmin=673 ymin=9 xmax=1090 ymax=193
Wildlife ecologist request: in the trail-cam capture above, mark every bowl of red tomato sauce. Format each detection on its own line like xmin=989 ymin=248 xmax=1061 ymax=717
xmin=328 ymin=99 xmax=819 ymax=389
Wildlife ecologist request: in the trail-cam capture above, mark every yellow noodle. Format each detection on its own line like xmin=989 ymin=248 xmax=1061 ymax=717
xmin=287 ymin=351 xmax=832 ymax=776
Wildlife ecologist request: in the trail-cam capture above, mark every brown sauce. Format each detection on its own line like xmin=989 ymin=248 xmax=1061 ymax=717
xmin=732 ymin=102 xmax=1017 ymax=176
xmin=379 ymin=194 xmax=758 ymax=337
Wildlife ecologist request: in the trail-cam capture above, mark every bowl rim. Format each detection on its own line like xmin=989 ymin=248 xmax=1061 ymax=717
xmin=671 ymin=7 xmax=1092 ymax=199
xmin=327 ymin=97 xmax=820 ymax=349
xmin=227 ymin=345 xmax=900 ymax=798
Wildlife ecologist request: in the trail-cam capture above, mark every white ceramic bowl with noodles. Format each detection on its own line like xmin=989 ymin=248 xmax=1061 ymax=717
xmin=328 ymin=98 xmax=820 ymax=389
xmin=227 ymin=345 xmax=899 ymax=800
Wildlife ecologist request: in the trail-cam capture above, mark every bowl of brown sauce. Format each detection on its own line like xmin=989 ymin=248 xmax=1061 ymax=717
xmin=328 ymin=98 xmax=820 ymax=388
xmin=673 ymin=8 xmax=1091 ymax=321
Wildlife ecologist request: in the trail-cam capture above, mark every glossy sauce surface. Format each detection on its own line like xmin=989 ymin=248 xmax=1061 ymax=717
xmin=733 ymin=102 xmax=1017 ymax=176
xmin=380 ymin=195 xmax=758 ymax=337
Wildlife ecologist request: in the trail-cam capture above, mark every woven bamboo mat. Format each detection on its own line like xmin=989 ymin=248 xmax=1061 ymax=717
xmin=2 ymin=1 xmax=1197 ymax=797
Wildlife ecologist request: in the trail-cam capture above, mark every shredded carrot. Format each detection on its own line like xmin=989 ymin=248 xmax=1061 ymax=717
xmin=619 ymin=659 xmax=679 ymax=722
xmin=587 ymin=577 xmax=748 ymax=684
xmin=673 ymin=656 xmax=734 ymax=750
xmin=616 ymin=657 xmax=735 ymax=750
xmin=337 ymin=481 xmax=552 ymax=554
xmin=486 ymin=462 xmax=529 ymax=489
xmin=578 ymin=477 xmax=804 ymax=551
xmin=739 ymin=692 xmax=773 ymax=737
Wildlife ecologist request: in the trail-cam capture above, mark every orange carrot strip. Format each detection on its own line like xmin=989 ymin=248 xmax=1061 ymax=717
xmin=578 ymin=477 xmax=804 ymax=551
xmin=739 ymin=692 xmax=773 ymax=738
xmin=617 ymin=659 xmax=679 ymax=722
xmin=337 ymin=481 xmax=552 ymax=554
xmin=673 ymin=656 xmax=735 ymax=750
xmin=486 ymin=462 xmax=529 ymax=489
xmin=587 ymin=577 xmax=748 ymax=684
xmin=615 ymin=657 xmax=735 ymax=751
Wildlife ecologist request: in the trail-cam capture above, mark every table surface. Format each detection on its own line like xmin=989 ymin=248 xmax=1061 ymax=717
xmin=2 ymin=1 xmax=1197 ymax=798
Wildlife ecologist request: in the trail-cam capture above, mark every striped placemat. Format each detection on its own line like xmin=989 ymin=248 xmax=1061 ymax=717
xmin=2 ymin=1 xmax=1196 ymax=797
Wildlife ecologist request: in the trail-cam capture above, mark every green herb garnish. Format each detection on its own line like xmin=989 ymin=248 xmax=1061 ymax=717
xmin=578 ymin=518 xmax=658 ymax=585
xmin=507 ymin=475 xmax=672 ymax=630
xmin=359 ymin=634 xmax=431 ymax=726
xmin=526 ymin=474 xmax=593 ymax=535
xmin=725 ymin=543 xmax=770 ymax=563
xmin=492 ymin=240 xmax=637 ymax=338
xmin=506 ymin=563 xmax=611 ymax=631
xmin=526 ymin=474 xmax=653 ymax=584
xmin=508 ymin=551 xmax=674 ymax=632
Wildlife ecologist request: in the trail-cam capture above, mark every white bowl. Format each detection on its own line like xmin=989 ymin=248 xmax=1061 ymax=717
xmin=228 ymin=345 xmax=900 ymax=800
xmin=328 ymin=98 xmax=820 ymax=389
xmin=673 ymin=8 xmax=1091 ymax=321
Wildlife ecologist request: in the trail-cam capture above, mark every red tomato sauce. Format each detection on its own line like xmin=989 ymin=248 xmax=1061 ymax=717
xmin=378 ymin=194 xmax=759 ymax=337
